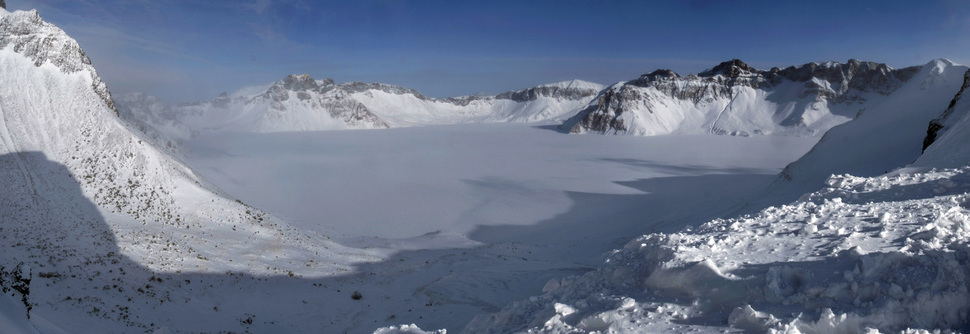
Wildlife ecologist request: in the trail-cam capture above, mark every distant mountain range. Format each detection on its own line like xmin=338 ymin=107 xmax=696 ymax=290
xmin=116 ymin=76 xmax=604 ymax=139
xmin=118 ymin=57 xmax=937 ymax=143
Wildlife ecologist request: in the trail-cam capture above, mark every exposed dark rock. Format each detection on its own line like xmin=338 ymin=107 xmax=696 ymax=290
xmin=0 ymin=263 xmax=32 ymax=316
xmin=443 ymin=95 xmax=489 ymax=106
xmin=568 ymin=87 xmax=631 ymax=133
xmin=340 ymin=82 xmax=428 ymax=100
xmin=281 ymin=74 xmax=318 ymax=91
xmin=0 ymin=10 xmax=117 ymax=115
xmin=699 ymin=59 xmax=757 ymax=78
xmin=1 ymin=0 xmax=6 ymax=10
xmin=922 ymin=69 xmax=970 ymax=152
xmin=495 ymin=84 xmax=600 ymax=102
xmin=923 ymin=121 xmax=944 ymax=153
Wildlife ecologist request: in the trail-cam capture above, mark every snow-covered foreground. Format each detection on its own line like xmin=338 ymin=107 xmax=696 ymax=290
xmin=177 ymin=124 xmax=817 ymax=331
xmin=454 ymin=166 xmax=970 ymax=333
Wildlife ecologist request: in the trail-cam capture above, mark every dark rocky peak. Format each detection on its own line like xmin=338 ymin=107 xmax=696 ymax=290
xmin=629 ymin=69 xmax=681 ymax=87
xmin=1 ymin=0 xmax=6 ymax=9
xmin=644 ymin=69 xmax=680 ymax=80
xmin=774 ymin=60 xmax=893 ymax=83
xmin=495 ymin=82 xmax=600 ymax=102
xmin=279 ymin=74 xmax=318 ymax=91
xmin=319 ymin=78 xmax=336 ymax=87
xmin=262 ymin=74 xmax=338 ymax=102
xmin=699 ymin=59 xmax=759 ymax=78
xmin=769 ymin=60 xmax=915 ymax=95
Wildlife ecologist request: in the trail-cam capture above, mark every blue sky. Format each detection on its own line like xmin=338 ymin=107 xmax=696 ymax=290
xmin=8 ymin=0 xmax=970 ymax=102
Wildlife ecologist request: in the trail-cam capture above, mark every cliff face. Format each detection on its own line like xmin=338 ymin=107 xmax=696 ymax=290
xmin=922 ymin=69 xmax=970 ymax=152
xmin=566 ymin=59 xmax=919 ymax=136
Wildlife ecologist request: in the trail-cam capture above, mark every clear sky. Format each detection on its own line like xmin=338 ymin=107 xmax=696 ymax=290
xmin=8 ymin=0 xmax=970 ymax=102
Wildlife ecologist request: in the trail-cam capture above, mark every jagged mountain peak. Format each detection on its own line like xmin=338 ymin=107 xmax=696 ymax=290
xmin=0 ymin=9 xmax=91 ymax=73
xmin=494 ymin=79 xmax=604 ymax=102
xmin=0 ymin=8 xmax=116 ymax=115
xmin=641 ymin=69 xmax=680 ymax=80
xmin=272 ymin=73 xmax=336 ymax=92
xmin=567 ymin=58 xmax=929 ymax=136
xmin=699 ymin=58 xmax=757 ymax=77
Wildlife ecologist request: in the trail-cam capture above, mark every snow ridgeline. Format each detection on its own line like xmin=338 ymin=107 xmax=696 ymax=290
xmin=379 ymin=167 xmax=970 ymax=334
xmin=565 ymin=59 xmax=919 ymax=137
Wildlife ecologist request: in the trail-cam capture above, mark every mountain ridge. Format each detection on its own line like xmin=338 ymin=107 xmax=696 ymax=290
xmin=117 ymin=75 xmax=606 ymax=138
xmin=564 ymin=58 xmax=921 ymax=136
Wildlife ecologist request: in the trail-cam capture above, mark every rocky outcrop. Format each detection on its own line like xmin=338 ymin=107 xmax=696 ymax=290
xmin=495 ymin=84 xmax=601 ymax=102
xmin=0 ymin=9 xmax=117 ymax=115
xmin=339 ymin=81 xmax=428 ymax=100
xmin=1 ymin=0 xmax=6 ymax=10
xmin=922 ymin=69 xmax=970 ymax=152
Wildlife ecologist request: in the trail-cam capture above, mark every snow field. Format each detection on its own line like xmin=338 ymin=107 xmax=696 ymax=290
xmin=449 ymin=167 xmax=970 ymax=333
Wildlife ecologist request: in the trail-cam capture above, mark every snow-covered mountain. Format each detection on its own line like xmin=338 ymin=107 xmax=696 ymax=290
xmin=0 ymin=8 xmax=373 ymax=332
xmin=564 ymin=59 xmax=919 ymax=136
xmin=117 ymin=76 xmax=604 ymax=137
xmin=771 ymin=59 xmax=968 ymax=199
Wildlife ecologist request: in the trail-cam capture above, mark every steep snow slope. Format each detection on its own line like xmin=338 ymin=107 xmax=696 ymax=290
xmin=772 ymin=59 xmax=968 ymax=198
xmin=0 ymin=8 xmax=373 ymax=332
xmin=918 ymin=69 xmax=970 ymax=168
xmin=565 ymin=59 xmax=919 ymax=136
xmin=117 ymin=77 xmax=604 ymax=137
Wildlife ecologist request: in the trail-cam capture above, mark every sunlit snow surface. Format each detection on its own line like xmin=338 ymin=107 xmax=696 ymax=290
xmin=178 ymin=124 xmax=817 ymax=332
xmin=443 ymin=167 xmax=970 ymax=334
xmin=184 ymin=124 xmax=815 ymax=248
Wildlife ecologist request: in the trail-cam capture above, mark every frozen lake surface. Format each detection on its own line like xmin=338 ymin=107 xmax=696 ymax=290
xmin=179 ymin=124 xmax=819 ymax=331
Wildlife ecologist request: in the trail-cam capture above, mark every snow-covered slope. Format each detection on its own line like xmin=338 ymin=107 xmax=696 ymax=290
xmin=117 ymin=77 xmax=604 ymax=136
xmin=565 ymin=59 xmax=919 ymax=136
xmin=918 ymin=68 xmax=970 ymax=168
xmin=772 ymin=59 xmax=968 ymax=198
xmin=0 ymin=8 xmax=373 ymax=332
xmin=458 ymin=166 xmax=970 ymax=333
